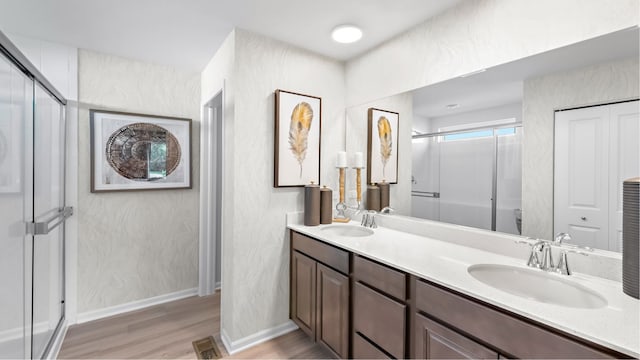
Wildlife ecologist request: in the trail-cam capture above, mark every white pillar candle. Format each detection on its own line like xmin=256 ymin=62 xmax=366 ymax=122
xmin=336 ymin=151 xmax=347 ymax=168
xmin=353 ymin=152 xmax=363 ymax=168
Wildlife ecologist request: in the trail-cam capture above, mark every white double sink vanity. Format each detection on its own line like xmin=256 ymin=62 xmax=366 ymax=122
xmin=287 ymin=213 xmax=639 ymax=359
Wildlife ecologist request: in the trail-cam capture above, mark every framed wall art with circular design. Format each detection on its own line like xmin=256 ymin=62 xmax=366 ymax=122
xmin=90 ymin=109 xmax=192 ymax=192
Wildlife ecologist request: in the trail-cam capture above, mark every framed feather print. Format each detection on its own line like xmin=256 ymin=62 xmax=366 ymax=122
xmin=274 ymin=89 xmax=321 ymax=187
xmin=367 ymin=108 xmax=399 ymax=184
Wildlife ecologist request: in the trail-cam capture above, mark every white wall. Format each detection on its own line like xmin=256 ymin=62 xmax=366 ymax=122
xmin=522 ymin=57 xmax=640 ymax=240
xmin=7 ymin=33 xmax=78 ymax=101
xmin=201 ymin=29 xmax=346 ymax=347
xmin=345 ymin=0 xmax=639 ymax=106
xmin=76 ymin=50 xmax=201 ymax=313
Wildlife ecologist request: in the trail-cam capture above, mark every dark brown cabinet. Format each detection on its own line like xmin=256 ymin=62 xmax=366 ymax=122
xmin=415 ymin=313 xmax=498 ymax=359
xmin=291 ymin=251 xmax=316 ymax=338
xmin=316 ymin=264 xmax=349 ymax=357
xmin=290 ymin=231 xmax=350 ymax=358
xmin=414 ymin=278 xmax=620 ymax=359
xmin=352 ymin=255 xmax=408 ymax=359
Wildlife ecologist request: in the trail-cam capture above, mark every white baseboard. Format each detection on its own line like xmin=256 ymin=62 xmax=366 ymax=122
xmin=220 ymin=320 xmax=298 ymax=355
xmin=46 ymin=319 xmax=68 ymax=360
xmin=76 ymin=288 xmax=198 ymax=324
xmin=0 ymin=321 xmax=50 ymax=343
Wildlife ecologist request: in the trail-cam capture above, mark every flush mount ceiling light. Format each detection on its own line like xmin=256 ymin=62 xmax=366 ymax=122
xmin=331 ymin=25 xmax=363 ymax=44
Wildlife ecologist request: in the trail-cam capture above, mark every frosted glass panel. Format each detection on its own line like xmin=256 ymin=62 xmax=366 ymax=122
xmin=496 ymin=128 xmax=523 ymax=235
xmin=411 ymin=136 xmax=440 ymax=220
xmin=439 ymin=137 xmax=493 ymax=230
xmin=0 ymin=52 xmax=34 ymax=360
xmin=32 ymin=84 xmax=64 ymax=359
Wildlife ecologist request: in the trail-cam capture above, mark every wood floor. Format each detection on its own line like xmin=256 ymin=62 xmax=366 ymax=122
xmin=58 ymin=292 xmax=333 ymax=359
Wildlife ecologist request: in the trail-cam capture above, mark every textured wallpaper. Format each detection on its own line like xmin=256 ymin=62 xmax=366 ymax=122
xmin=77 ymin=50 xmax=201 ymax=313
xmin=202 ymin=29 xmax=346 ymax=342
xmin=522 ymin=57 xmax=639 ymax=240
xmin=345 ymin=0 xmax=639 ymax=106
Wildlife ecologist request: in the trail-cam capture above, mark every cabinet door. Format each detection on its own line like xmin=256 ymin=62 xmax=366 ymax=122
xmin=354 ymin=282 xmax=406 ymax=359
xmin=415 ymin=313 xmax=498 ymax=359
xmin=316 ymin=263 xmax=349 ymax=358
xmin=291 ymin=251 xmax=316 ymax=339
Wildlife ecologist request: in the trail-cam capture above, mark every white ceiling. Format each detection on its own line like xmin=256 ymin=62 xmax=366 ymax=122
xmin=413 ymin=27 xmax=640 ymax=119
xmin=0 ymin=0 xmax=464 ymax=72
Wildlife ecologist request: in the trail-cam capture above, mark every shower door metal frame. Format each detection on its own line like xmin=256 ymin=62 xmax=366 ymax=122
xmin=413 ymin=122 xmax=522 ymax=231
xmin=1 ymin=30 xmax=70 ymax=360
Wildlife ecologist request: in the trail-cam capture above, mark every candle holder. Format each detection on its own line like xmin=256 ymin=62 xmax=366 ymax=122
xmin=333 ymin=166 xmax=350 ymax=223
xmin=352 ymin=166 xmax=365 ymax=211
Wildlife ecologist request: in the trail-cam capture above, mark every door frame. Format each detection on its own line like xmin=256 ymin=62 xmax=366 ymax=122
xmin=199 ymin=89 xmax=224 ymax=296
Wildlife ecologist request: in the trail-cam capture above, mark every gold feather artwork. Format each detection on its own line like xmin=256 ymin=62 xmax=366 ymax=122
xmin=377 ymin=116 xmax=392 ymax=177
xmin=288 ymin=102 xmax=314 ymax=177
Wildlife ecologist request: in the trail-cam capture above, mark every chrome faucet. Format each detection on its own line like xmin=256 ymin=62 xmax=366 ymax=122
xmin=361 ymin=210 xmax=378 ymax=228
xmin=526 ymin=238 xmax=571 ymax=275
xmin=527 ymin=239 xmax=571 ymax=275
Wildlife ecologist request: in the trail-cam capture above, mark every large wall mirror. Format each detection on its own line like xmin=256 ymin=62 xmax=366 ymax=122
xmin=346 ymin=27 xmax=639 ymax=253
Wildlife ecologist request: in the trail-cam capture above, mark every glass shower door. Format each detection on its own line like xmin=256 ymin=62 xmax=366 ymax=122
xmin=0 ymin=49 xmax=34 ymax=359
xmin=31 ymin=84 xmax=65 ymax=359
xmin=496 ymin=127 xmax=523 ymax=235
xmin=411 ymin=136 xmax=441 ymax=220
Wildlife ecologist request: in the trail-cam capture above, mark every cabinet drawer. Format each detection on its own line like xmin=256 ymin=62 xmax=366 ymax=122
xmin=354 ymin=255 xmax=406 ymax=300
xmin=354 ymin=282 xmax=406 ymax=359
xmin=415 ymin=313 xmax=498 ymax=359
xmin=353 ymin=333 xmax=391 ymax=359
xmin=415 ymin=279 xmax=615 ymax=359
xmin=291 ymin=231 xmax=349 ymax=274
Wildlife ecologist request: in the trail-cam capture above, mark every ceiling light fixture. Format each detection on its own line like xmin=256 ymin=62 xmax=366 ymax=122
xmin=331 ymin=25 xmax=363 ymax=44
xmin=445 ymin=104 xmax=460 ymax=109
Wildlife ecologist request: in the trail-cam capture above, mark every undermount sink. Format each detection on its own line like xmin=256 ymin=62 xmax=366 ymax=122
xmin=468 ymin=264 xmax=607 ymax=309
xmin=320 ymin=225 xmax=374 ymax=237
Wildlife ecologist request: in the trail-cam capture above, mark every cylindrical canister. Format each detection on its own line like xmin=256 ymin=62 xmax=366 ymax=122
xmin=304 ymin=182 xmax=320 ymax=226
xmin=379 ymin=181 xmax=390 ymax=209
xmin=320 ymin=186 xmax=333 ymax=224
xmin=367 ymin=183 xmax=381 ymax=211
xmin=623 ymin=177 xmax=639 ymax=299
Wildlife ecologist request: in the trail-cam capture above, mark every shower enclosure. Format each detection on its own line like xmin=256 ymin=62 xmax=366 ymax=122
xmin=411 ymin=123 xmax=522 ymax=235
xmin=1 ymin=33 xmax=71 ymax=359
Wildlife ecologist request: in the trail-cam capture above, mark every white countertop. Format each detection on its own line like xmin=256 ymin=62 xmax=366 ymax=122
xmin=288 ymin=220 xmax=640 ymax=357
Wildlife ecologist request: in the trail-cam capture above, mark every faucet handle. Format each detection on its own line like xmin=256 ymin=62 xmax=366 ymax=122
xmin=555 ymin=251 xmax=571 ymax=275
xmin=380 ymin=207 xmax=395 ymax=214
xmin=540 ymin=243 xmax=555 ymax=271
xmin=527 ymin=250 xmax=541 ymax=268
xmin=554 ymin=232 xmax=571 ymax=244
